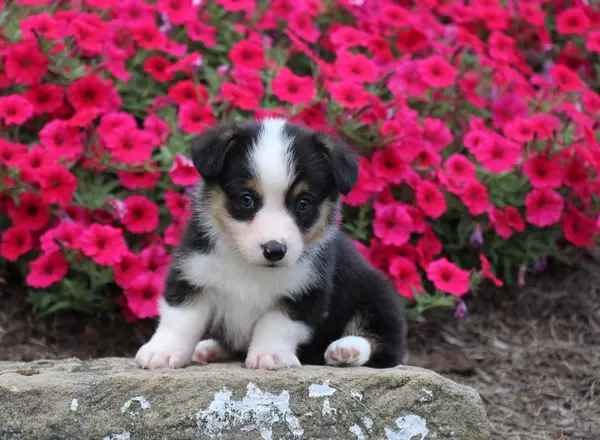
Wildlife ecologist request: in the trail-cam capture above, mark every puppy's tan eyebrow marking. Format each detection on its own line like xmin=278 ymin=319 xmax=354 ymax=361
xmin=291 ymin=181 xmax=310 ymax=198
xmin=247 ymin=179 xmax=263 ymax=197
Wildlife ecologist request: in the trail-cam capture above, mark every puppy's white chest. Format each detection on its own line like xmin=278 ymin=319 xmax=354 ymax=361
xmin=179 ymin=250 xmax=317 ymax=351
xmin=208 ymin=287 xmax=273 ymax=351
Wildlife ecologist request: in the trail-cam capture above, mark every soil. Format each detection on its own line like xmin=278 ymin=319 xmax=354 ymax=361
xmin=1 ymin=260 xmax=599 ymax=440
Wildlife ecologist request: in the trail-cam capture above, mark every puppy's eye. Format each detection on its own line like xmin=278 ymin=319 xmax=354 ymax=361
xmin=296 ymin=197 xmax=312 ymax=212
xmin=238 ymin=192 xmax=255 ymax=208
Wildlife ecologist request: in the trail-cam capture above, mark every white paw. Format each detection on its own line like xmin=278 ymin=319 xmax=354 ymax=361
xmin=135 ymin=337 xmax=194 ymax=369
xmin=193 ymin=339 xmax=231 ymax=364
xmin=325 ymin=336 xmax=371 ymax=367
xmin=245 ymin=350 xmax=301 ymax=370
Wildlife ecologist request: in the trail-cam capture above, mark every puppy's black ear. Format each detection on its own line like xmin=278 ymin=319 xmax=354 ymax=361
xmin=191 ymin=124 xmax=238 ymax=180
xmin=314 ymin=131 xmax=359 ymax=196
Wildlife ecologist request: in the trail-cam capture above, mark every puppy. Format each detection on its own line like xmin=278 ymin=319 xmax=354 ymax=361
xmin=135 ymin=118 xmax=405 ymax=370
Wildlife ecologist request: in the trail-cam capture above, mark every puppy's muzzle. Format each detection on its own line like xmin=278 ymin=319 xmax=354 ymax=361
xmin=261 ymin=241 xmax=287 ymax=262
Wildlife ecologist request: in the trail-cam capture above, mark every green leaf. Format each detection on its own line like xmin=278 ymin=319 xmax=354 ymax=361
xmin=160 ymin=147 xmax=174 ymax=167
xmin=202 ymin=67 xmax=222 ymax=96
xmin=38 ymin=300 xmax=76 ymax=317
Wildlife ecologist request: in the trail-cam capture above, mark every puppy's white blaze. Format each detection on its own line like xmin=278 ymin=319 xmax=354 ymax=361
xmin=325 ymin=336 xmax=372 ymax=367
xmin=246 ymin=311 xmax=311 ymax=369
xmin=249 ymin=118 xmax=295 ymax=192
xmin=135 ymin=296 xmax=211 ymax=369
xmin=245 ymin=118 xmax=303 ymax=265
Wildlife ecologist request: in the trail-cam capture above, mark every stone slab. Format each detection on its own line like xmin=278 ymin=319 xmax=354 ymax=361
xmin=0 ymin=358 xmax=490 ymax=439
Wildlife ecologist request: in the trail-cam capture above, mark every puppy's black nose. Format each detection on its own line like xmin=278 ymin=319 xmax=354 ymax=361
xmin=262 ymin=241 xmax=287 ymax=262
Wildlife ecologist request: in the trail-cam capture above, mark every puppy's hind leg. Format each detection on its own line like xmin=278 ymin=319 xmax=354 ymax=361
xmin=325 ymin=335 xmax=372 ymax=367
xmin=193 ymin=339 xmax=232 ymax=364
xmin=324 ymin=315 xmax=374 ymax=367
xmin=324 ymin=313 xmax=403 ymax=368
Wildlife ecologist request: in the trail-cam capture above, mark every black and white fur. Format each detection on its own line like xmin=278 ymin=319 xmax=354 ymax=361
xmin=135 ymin=118 xmax=405 ymax=370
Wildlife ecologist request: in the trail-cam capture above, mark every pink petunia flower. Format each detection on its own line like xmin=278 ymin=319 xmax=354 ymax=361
xmin=0 ymin=226 xmax=33 ymax=262
xmin=426 ymin=258 xmax=470 ymax=296
xmin=26 ymin=252 xmax=69 ymax=288
xmin=78 ymin=224 xmax=129 ymax=266
xmin=125 ymin=273 xmax=164 ymax=319
xmin=373 ymin=203 xmax=414 ymax=247
xmin=122 ymin=196 xmax=160 ymax=234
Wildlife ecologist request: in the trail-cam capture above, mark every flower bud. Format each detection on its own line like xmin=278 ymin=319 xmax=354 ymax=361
xmin=470 ymin=223 xmax=483 ymax=248
xmin=535 ymin=254 xmax=547 ymax=272
xmin=455 ymin=300 xmax=468 ymax=319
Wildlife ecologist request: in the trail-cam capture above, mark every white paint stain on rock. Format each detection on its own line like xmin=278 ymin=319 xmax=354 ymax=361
xmin=322 ymin=398 xmax=337 ymax=416
xmin=120 ymin=396 xmax=150 ymax=415
xmin=385 ymin=414 xmax=429 ymax=440
xmin=351 ymin=390 xmax=363 ymax=401
xmin=70 ymin=398 xmax=78 ymax=412
xmin=103 ymin=433 xmax=130 ymax=440
xmin=195 ymin=382 xmax=303 ymax=439
xmin=349 ymin=423 xmax=366 ymax=439
xmin=363 ymin=416 xmax=373 ymax=431
xmin=308 ymin=380 xmax=336 ymax=397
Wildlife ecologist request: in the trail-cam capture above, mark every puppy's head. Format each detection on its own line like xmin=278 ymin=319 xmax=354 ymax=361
xmin=191 ymin=118 xmax=358 ymax=267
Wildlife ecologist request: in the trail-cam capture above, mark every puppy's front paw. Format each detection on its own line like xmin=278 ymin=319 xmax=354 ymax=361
xmin=135 ymin=339 xmax=194 ymax=369
xmin=325 ymin=336 xmax=371 ymax=367
xmin=193 ymin=339 xmax=231 ymax=364
xmin=245 ymin=350 xmax=301 ymax=370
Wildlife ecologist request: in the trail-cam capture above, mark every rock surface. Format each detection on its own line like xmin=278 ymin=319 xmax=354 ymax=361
xmin=0 ymin=358 xmax=490 ymax=440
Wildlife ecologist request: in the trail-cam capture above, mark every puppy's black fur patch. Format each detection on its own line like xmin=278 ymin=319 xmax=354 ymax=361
xmin=288 ymin=234 xmax=406 ymax=367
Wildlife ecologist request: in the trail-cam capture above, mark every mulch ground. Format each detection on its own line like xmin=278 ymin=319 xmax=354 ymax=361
xmin=408 ymin=259 xmax=600 ymax=440
xmin=1 ymin=260 xmax=599 ymax=440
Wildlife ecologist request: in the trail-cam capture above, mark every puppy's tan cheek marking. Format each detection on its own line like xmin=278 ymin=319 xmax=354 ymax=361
xmin=209 ymin=187 xmax=232 ymax=234
xmin=302 ymin=199 xmax=333 ymax=245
